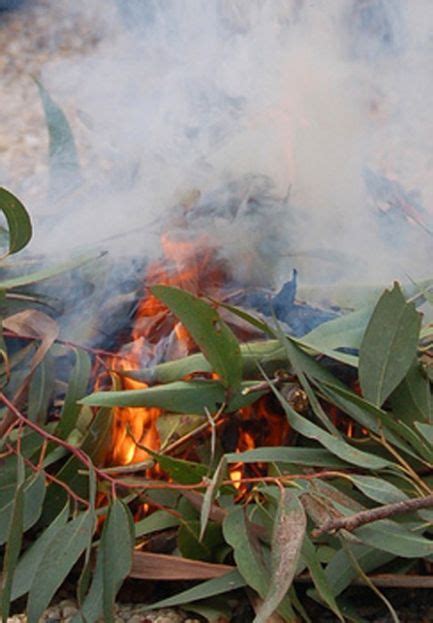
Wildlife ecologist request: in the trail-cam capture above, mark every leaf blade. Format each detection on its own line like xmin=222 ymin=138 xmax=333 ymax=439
xmin=359 ymin=283 xmax=421 ymax=406
xmin=151 ymin=285 xmax=242 ymax=390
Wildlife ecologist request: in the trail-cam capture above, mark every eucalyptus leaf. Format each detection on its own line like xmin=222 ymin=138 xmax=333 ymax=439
xmin=224 ymin=446 xmax=347 ymax=467
xmin=11 ymin=504 xmax=69 ymax=601
xmin=145 ymin=569 xmax=246 ymax=609
xmin=302 ymin=536 xmax=343 ymax=621
xmin=359 ymin=283 xmax=421 ymax=407
xmin=55 ymin=347 xmax=91 ymax=440
xmin=27 ymin=510 xmax=96 ymax=623
xmin=152 ymin=285 xmax=242 ymax=390
xmin=0 ymin=187 xmax=32 ymax=256
xmin=271 ymin=383 xmax=392 ymax=470
xmin=0 ymin=473 xmax=46 ymax=546
xmin=81 ymin=380 xmax=265 ymax=414
xmin=0 ymin=252 xmax=105 ymax=290
xmin=200 ymin=457 xmax=227 ymax=541
xmin=254 ymin=489 xmax=306 ymax=623
xmin=100 ymin=500 xmax=135 ymax=623
xmin=35 ymin=79 xmax=81 ymax=195
xmin=0 ymin=456 xmax=25 ymax=621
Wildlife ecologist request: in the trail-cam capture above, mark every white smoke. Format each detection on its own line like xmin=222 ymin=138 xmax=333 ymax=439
xmin=9 ymin=0 xmax=433 ymax=291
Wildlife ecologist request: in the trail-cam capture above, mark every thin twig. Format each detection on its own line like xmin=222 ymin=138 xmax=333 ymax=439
xmin=312 ymin=493 xmax=433 ymax=536
xmin=295 ymin=572 xmax=433 ymax=589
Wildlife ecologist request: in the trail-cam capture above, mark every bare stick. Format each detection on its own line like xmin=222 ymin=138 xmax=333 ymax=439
xmin=312 ymin=493 xmax=433 ymax=536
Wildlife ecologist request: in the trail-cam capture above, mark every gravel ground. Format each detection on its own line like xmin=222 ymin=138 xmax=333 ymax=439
xmin=7 ymin=599 xmax=201 ymax=623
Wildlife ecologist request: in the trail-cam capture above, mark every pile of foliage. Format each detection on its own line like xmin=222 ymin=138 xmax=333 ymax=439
xmin=1 ymin=186 xmax=433 ymax=623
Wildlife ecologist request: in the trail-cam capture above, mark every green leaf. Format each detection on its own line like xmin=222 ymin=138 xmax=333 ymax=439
xmin=35 ymin=79 xmax=81 ymax=195
xmin=151 ymin=452 xmax=208 ymax=485
xmin=100 ymin=500 xmax=135 ymax=623
xmin=0 ymin=187 xmax=32 ymax=256
xmin=270 ymin=382 xmax=392 ymax=470
xmin=350 ymin=475 xmax=408 ymax=505
xmin=124 ymin=339 xmax=287 ymax=385
xmin=301 ymin=304 xmax=374 ymax=354
xmin=302 ymin=536 xmax=343 ymax=621
xmin=254 ymin=490 xmax=306 ymax=623
xmin=0 ymin=456 xmax=25 ymax=621
xmin=355 ymin=519 xmax=433 ymax=558
xmin=0 ymin=252 xmax=105 ymax=290
xmin=359 ymin=283 xmax=421 ymax=406
xmin=81 ymin=379 xmax=264 ymax=414
xmin=390 ymin=362 xmax=432 ymax=425
xmin=276 ymin=332 xmax=339 ymax=435
xmin=224 ymin=447 xmax=347 ymax=468
xmin=135 ymin=510 xmax=179 ymax=538
xmin=325 ymin=544 xmax=395 ymax=597
xmin=200 ymin=457 xmax=227 ymax=541
xmin=27 ymin=352 xmax=54 ymax=423
xmin=145 ymin=569 xmax=246 ymax=609
xmin=151 ymin=285 xmax=242 ymax=390
xmin=415 ymin=422 xmax=433 ymax=446
xmin=42 ymin=408 xmax=112 ymax=521
xmin=223 ymin=506 xmax=294 ymax=621
xmin=0 ymin=473 xmax=46 ymax=546
xmin=222 ymin=507 xmax=270 ymax=598
xmin=178 ymin=520 xmax=224 ymax=563
xmin=55 ymin=348 xmax=91 ymax=440
xmin=27 ymin=510 xmax=96 ymax=623
xmin=319 ymin=381 xmax=427 ymax=461
xmin=11 ymin=504 xmax=69 ymax=601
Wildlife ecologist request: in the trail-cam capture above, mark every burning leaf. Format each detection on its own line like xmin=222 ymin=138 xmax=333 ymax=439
xmin=122 ymin=339 xmax=287 ymax=385
xmin=0 ymin=188 xmax=32 ymax=257
xmin=151 ymin=285 xmax=242 ymax=390
xmin=359 ymin=283 xmax=421 ymax=407
xmin=253 ymin=489 xmax=306 ymax=623
xmin=81 ymin=379 xmax=265 ymax=413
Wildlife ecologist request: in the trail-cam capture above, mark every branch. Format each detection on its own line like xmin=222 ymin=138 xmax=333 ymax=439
xmin=312 ymin=494 xmax=433 ymax=536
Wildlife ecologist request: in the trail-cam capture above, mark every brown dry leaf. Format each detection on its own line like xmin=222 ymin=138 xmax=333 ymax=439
xmin=130 ymin=551 xmax=234 ymax=580
xmin=0 ymin=310 xmax=59 ymax=435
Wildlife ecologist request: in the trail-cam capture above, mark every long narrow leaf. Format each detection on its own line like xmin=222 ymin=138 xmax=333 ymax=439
xmin=254 ymin=490 xmax=306 ymax=623
xmin=151 ymin=285 xmax=242 ymax=390
xmin=0 ymin=456 xmax=25 ymax=621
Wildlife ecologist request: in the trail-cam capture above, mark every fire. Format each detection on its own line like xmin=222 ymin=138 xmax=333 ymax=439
xmin=105 ymin=229 xmax=291 ymax=468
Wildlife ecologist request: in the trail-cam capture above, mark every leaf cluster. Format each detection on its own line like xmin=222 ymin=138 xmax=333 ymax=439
xmin=2 ymin=186 xmax=433 ymax=623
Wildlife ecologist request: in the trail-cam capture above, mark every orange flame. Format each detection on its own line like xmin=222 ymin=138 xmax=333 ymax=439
xmin=105 ymin=231 xmax=291 ymax=469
